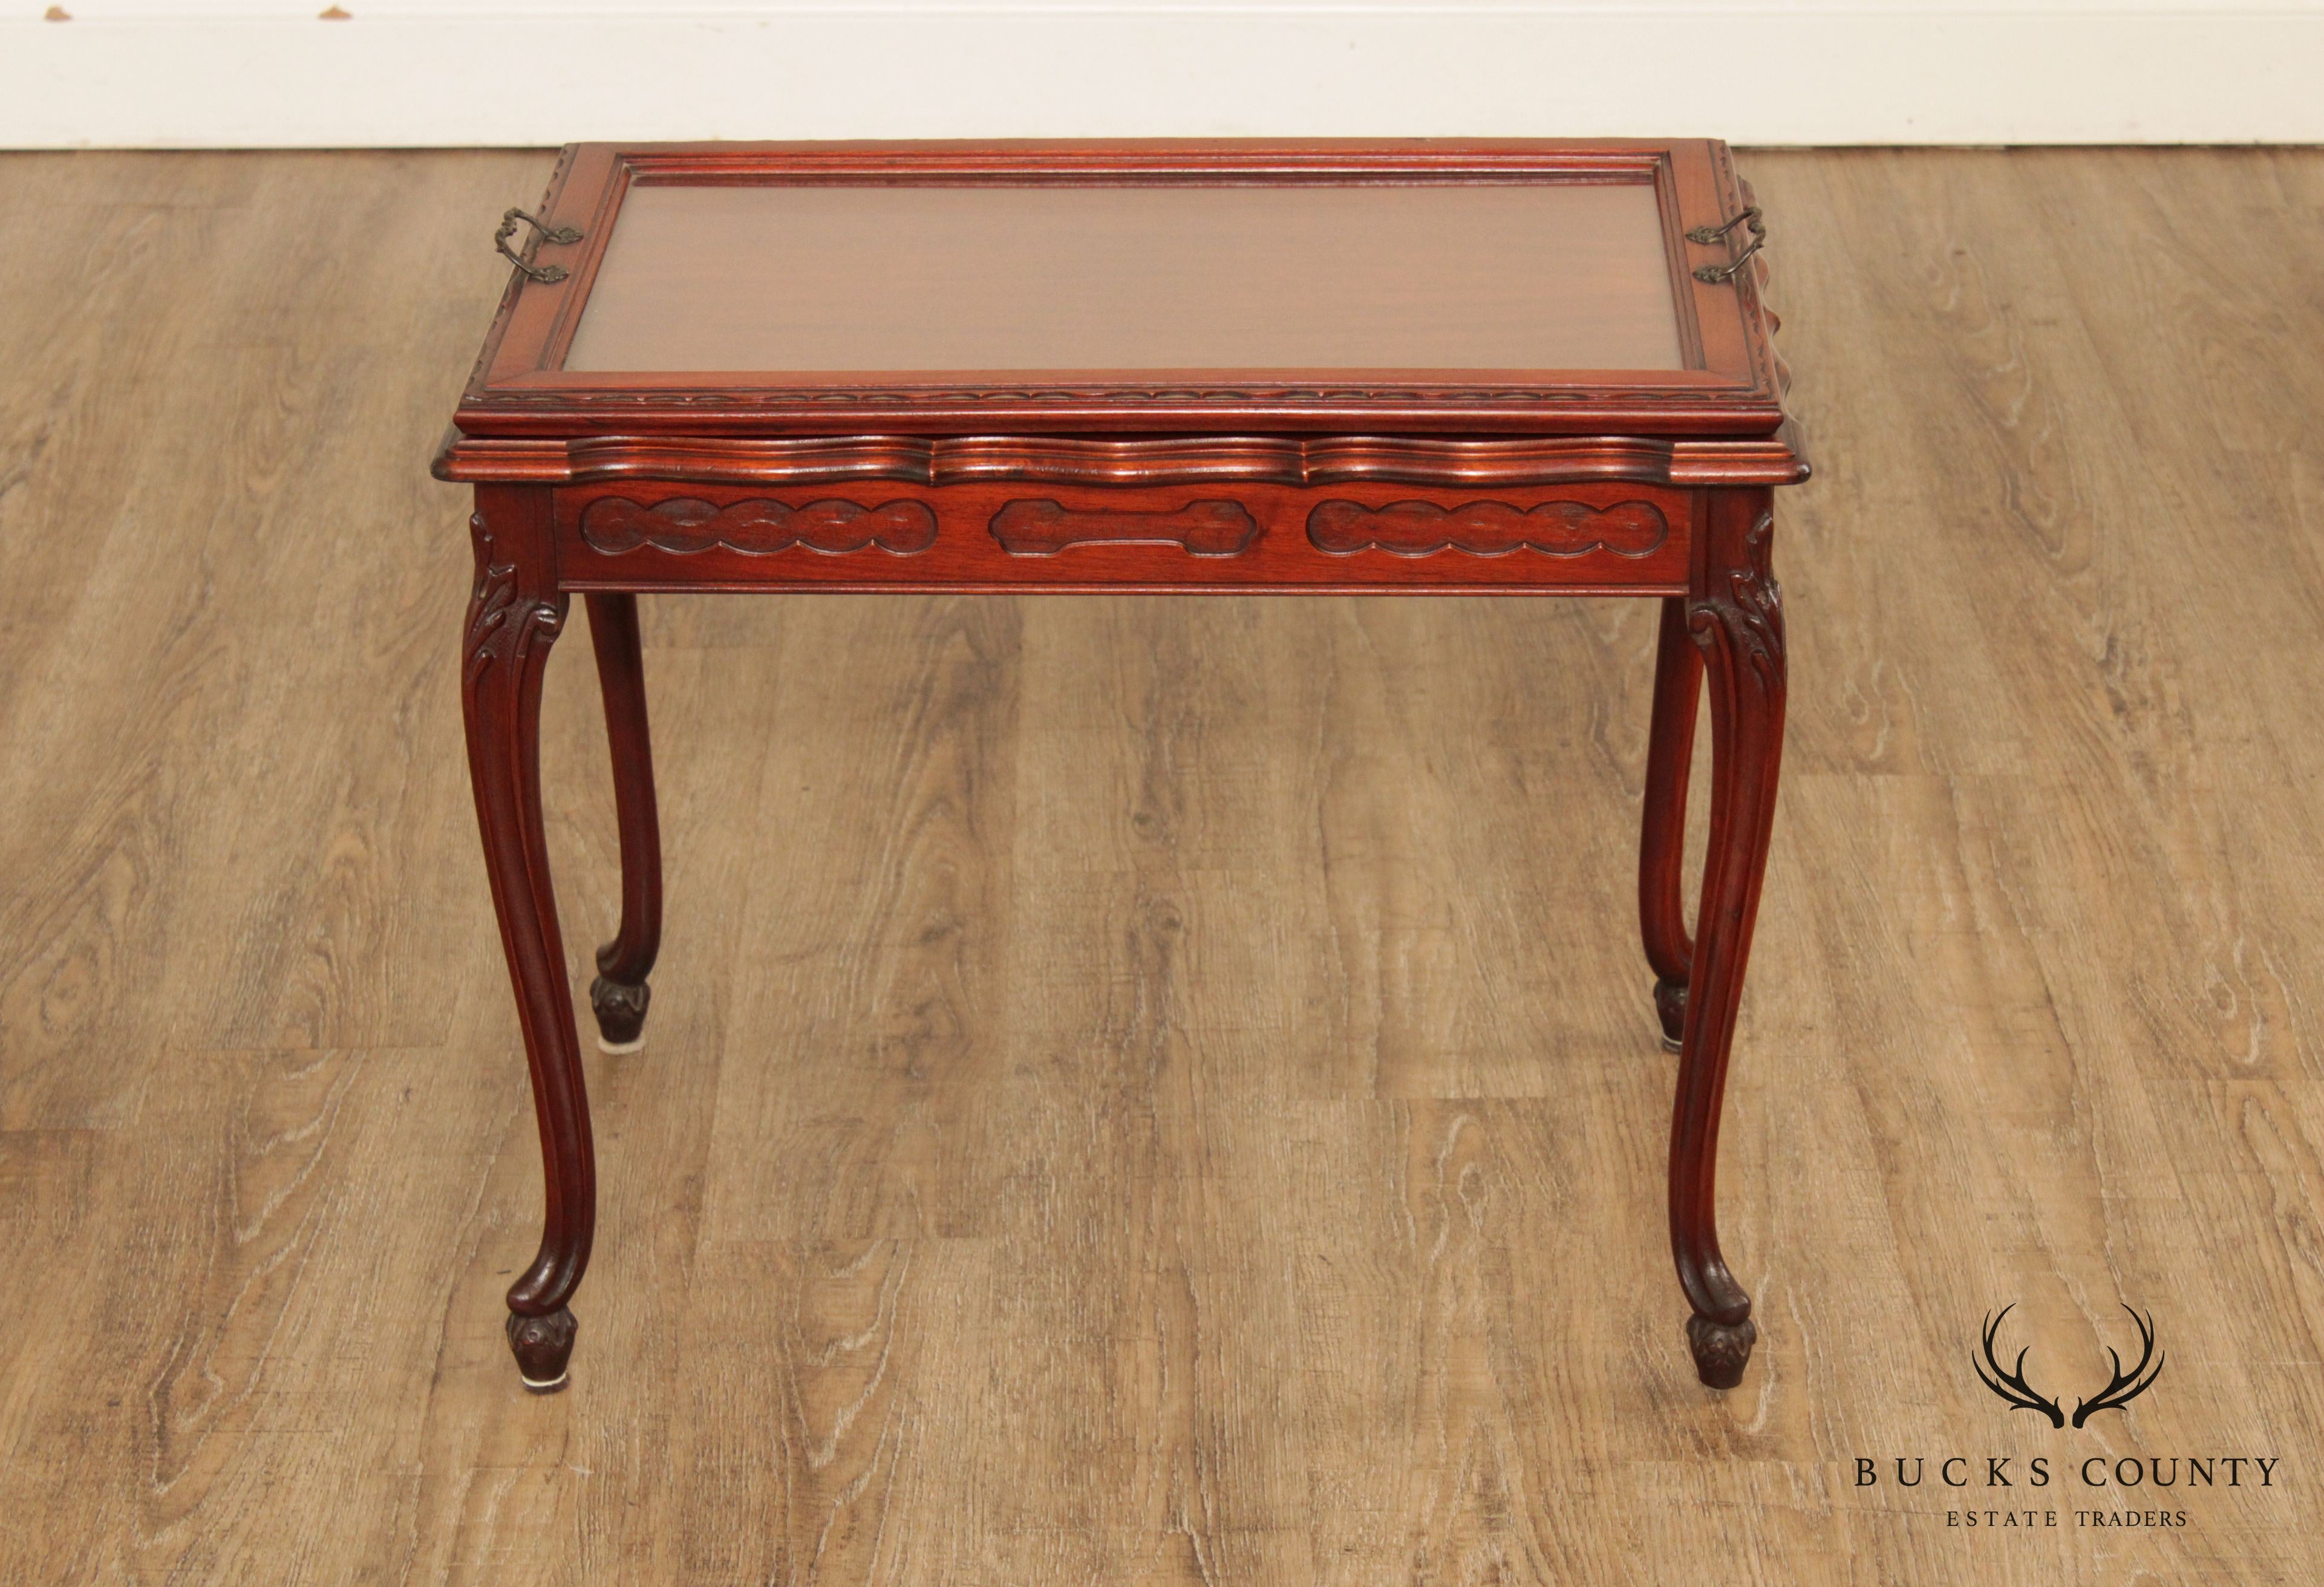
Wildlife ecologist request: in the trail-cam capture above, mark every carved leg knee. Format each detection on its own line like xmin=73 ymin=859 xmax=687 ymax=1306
xmin=1686 ymin=1312 xmax=1758 ymax=1390
xmin=506 ymin=1306 xmax=579 ymax=1392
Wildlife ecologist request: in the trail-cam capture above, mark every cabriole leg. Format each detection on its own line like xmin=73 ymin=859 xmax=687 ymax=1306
xmin=1639 ymin=594 xmax=1702 ymax=1051
xmin=1670 ymin=490 xmax=1784 ymax=1390
xmin=463 ymin=487 xmax=593 ymax=1392
xmin=584 ymin=592 xmax=662 ymax=1054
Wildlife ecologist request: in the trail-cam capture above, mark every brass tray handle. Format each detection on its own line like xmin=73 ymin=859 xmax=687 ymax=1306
xmin=1687 ymin=205 xmax=1764 ymax=284
xmin=495 ymin=207 xmax=584 ymax=284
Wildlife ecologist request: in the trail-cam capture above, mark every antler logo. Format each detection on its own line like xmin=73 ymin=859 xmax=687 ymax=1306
xmin=1975 ymin=1304 xmax=2166 ymax=1429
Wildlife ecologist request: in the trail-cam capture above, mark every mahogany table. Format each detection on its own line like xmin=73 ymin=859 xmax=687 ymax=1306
xmin=434 ymin=140 xmax=1807 ymax=1394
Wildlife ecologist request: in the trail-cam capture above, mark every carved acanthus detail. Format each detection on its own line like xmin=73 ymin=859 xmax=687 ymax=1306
xmin=989 ymin=498 xmax=1258 ymax=556
xmin=579 ymin=496 xmax=938 ymax=556
xmin=464 ymin=519 xmax=565 ymax=682
xmin=1686 ymin=509 xmax=1783 ymax=685
xmin=1307 ymin=498 xmax=1668 ymax=558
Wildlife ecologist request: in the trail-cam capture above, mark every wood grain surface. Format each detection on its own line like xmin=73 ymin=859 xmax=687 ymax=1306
xmin=1 ymin=147 xmax=2321 ymax=1584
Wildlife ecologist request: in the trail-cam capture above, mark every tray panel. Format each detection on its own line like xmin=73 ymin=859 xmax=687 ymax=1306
xmin=456 ymin=139 xmax=1789 ymax=439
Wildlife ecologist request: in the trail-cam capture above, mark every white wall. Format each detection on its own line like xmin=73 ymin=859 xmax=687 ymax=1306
xmin=3 ymin=2 xmax=2321 ymax=148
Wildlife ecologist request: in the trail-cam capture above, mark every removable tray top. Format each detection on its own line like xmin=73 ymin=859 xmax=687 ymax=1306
xmin=452 ymin=140 xmax=1792 ymax=442
xmin=561 ymin=183 xmax=1685 ymax=375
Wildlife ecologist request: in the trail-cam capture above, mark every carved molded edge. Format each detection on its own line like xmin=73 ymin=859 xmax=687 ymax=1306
xmin=434 ymin=432 xmax=1809 ymax=489
xmin=460 ymin=380 xmax=1777 ymax=414
xmin=1308 ymin=498 xmax=1668 ymax=558
xmin=578 ymin=496 xmax=937 ymax=556
xmin=1738 ymin=173 xmax=1794 ymax=402
xmin=946 ymin=438 xmax=1304 ymax=486
xmin=1731 ymin=163 xmax=1783 ymax=399
xmin=991 ymin=499 xmax=1258 ymax=556
xmin=1308 ymin=437 xmax=1674 ymax=486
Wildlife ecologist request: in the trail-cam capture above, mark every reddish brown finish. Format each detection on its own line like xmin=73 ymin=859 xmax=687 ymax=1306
xmin=451 ymin=140 xmax=1792 ymax=439
xmin=460 ymin=485 xmax=591 ymax=1390
xmin=585 ymin=591 xmax=661 ymax=1051
xmin=1307 ymin=497 xmax=1668 ymax=558
xmin=437 ymin=432 xmax=1808 ymax=490
xmin=989 ymin=498 xmax=1259 ymax=556
xmin=439 ymin=139 xmax=1806 ymax=1393
xmin=579 ymin=496 xmax=938 ymax=556
xmin=1639 ymin=594 xmax=1702 ymax=1049
xmin=550 ymin=478 xmax=1694 ymax=595
xmin=1671 ymin=489 xmax=1786 ymax=1389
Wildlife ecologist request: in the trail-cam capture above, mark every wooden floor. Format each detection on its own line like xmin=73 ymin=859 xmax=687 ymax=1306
xmin=0 ymin=148 xmax=2320 ymax=1585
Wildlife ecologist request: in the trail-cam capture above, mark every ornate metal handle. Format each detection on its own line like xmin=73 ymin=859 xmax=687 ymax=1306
xmin=1687 ymin=205 xmax=1764 ymax=284
xmin=494 ymin=207 xmax=584 ymax=284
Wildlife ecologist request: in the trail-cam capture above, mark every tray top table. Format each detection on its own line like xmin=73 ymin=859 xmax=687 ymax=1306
xmin=436 ymin=139 xmax=1807 ymax=1393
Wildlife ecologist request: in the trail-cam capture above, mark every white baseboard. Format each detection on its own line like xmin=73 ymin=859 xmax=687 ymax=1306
xmin=3 ymin=8 xmax=2321 ymax=149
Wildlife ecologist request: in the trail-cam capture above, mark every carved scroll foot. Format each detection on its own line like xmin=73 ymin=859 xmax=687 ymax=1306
xmin=589 ymin=972 xmax=650 ymax=1054
xmin=1654 ymin=978 xmax=1688 ymax=1053
xmin=1686 ymin=1312 xmax=1758 ymax=1390
xmin=506 ymin=1306 xmax=579 ymax=1392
